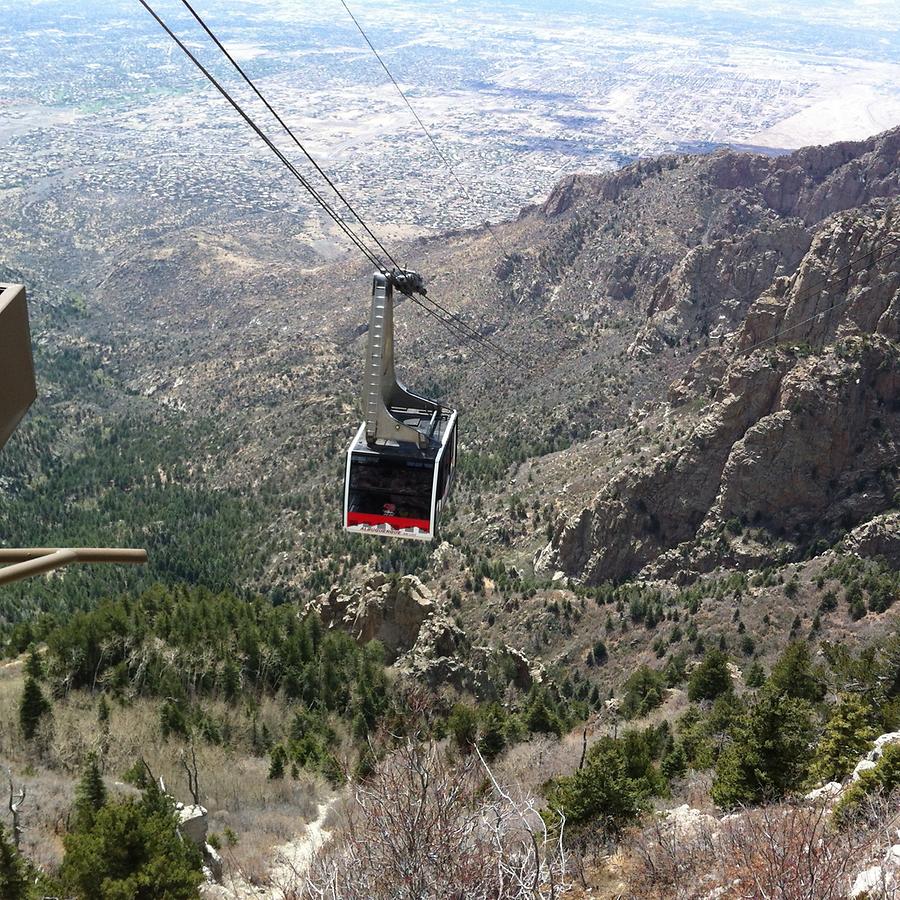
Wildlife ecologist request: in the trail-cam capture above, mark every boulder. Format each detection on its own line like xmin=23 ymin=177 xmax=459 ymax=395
xmin=396 ymin=611 xmax=471 ymax=688
xmin=850 ymin=865 xmax=895 ymax=899
xmin=804 ymin=781 xmax=843 ymax=803
xmin=661 ymin=804 xmax=719 ymax=842
xmin=398 ymin=613 xmax=544 ymax=698
xmin=533 ymin=541 xmax=559 ymax=576
xmin=851 ymin=732 xmax=900 ymax=782
xmin=884 ymin=845 xmax=900 ymax=869
xmin=471 ymin=644 xmax=545 ymax=692
xmin=311 ymin=574 xmax=435 ymax=660
xmin=871 ymin=732 xmax=900 ymax=759
xmin=174 ymin=803 xmax=225 ymax=884
xmin=432 ymin=540 xmax=465 ymax=571
xmin=203 ymin=843 xmax=223 ymax=883
xmin=842 ymin=513 xmax=900 ymax=566
xmin=853 ymin=759 xmax=879 ymax=781
xmin=176 ymin=803 xmax=208 ymax=847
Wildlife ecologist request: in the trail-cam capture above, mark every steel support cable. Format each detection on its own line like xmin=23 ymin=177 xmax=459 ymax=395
xmin=339 ymin=0 xmax=561 ymax=360
xmin=376 ymin=287 xmax=510 ymax=375
xmin=335 ymin=286 xmax=498 ymax=366
xmin=172 ymin=0 xmax=529 ymax=363
xmin=400 ymin=280 xmax=516 ymax=359
xmin=339 ymin=0 xmax=515 ymax=261
xmin=736 ymin=232 xmax=900 ymax=357
xmin=339 ymin=0 xmax=579 ymax=310
xmin=395 ymin=285 xmax=513 ymax=362
xmin=138 ymin=0 xmax=386 ymax=272
xmin=175 ymin=0 xmax=403 ymax=272
xmin=139 ymin=1 xmax=516 ymax=363
xmin=372 ymin=281 xmax=502 ymax=368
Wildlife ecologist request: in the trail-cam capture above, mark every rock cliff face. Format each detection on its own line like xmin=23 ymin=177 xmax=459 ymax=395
xmin=311 ymin=573 xmax=544 ymax=695
xmin=542 ymin=202 xmax=899 ymax=585
xmin=311 ymin=574 xmax=435 ymax=661
xmin=842 ymin=513 xmax=900 ymax=567
xmin=517 ymin=127 xmax=900 ymax=364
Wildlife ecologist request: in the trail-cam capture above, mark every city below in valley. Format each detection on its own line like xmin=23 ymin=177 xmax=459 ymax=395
xmin=1 ymin=0 xmax=899 ymax=272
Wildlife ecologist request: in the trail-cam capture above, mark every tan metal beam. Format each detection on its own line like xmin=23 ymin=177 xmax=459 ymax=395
xmin=1 ymin=286 xmax=147 ymax=587
xmin=0 ymin=548 xmax=148 ymax=587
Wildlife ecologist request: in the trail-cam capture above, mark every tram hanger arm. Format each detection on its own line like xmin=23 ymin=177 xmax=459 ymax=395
xmin=0 ymin=548 xmax=148 ymax=587
xmin=364 ymin=270 xmax=440 ymax=448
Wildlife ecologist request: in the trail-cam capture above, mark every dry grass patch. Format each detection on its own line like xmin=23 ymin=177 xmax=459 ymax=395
xmin=0 ymin=681 xmax=328 ymax=885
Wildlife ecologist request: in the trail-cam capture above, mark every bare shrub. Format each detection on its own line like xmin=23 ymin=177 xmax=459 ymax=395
xmin=293 ymin=740 xmax=569 ymax=899
xmin=0 ymin=765 xmax=80 ymax=871
xmin=496 ymin=734 xmax=568 ymax=794
xmin=627 ymin=793 xmax=900 ymax=899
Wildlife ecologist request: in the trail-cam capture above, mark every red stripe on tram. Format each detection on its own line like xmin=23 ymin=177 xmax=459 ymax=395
xmin=347 ymin=512 xmax=431 ymax=531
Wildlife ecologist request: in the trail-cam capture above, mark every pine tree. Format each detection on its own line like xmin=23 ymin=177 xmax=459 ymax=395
xmin=74 ymin=754 xmax=108 ymax=831
xmin=250 ymin=716 xmax=262 ymax=755
xmin=61 ymin=790 xmax=202 ymax=899
xmin=810 ymin=695 xmax=877 ymax=784
xmin=220 ymin=659 xmax=241 ymax=703
xmin=19 ymin=675 xmax=50 ymax=740
xmin=523 ymin=688 xmax=562 ymax=736
xmin=768 ymin=641 xmax=826 ymax=702
xmin=97 ymin=696 xmax=110 ymax=727
xmin=711 ymin=689 xmax=815 ymax=807
xmin=0 ymin=824 xmax=27 ymax=900
xmin=268 ymin=745 xmax=287 ymax=780
xmin=745 ymin=660 xmax=766 ymax=688
xmin=621 ymin=666 xmax=666 ymax=719
xmin=478 ymin=704 xmax=507 ymax=760
xmin=543 ymin=740 xmax=648 ymax=843
xmin=688 ymin=649 xmax=733 ymax=702
xmin=24 ymin=645 xmax=44 ymax=681
xmin=447 ymin=704 xmax=479 ymax=750
xmin=351 ymin=684 xmax=379 ymax=739
xmin=159 ymin=699 xmax=188 ymax=739
xmin=661 ymin=742 xmax=688 ymax=780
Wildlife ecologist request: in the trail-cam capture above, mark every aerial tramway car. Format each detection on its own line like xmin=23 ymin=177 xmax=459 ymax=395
xmin=344 ymin=270 xmax=458 ymax=541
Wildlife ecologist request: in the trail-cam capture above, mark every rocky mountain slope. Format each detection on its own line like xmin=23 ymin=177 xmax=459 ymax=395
xmin=4 ymin=124 xmax=899 ymax=682
xmin=68 ymin=125 xmax=899 ymax=525
xmin=540 ymin=202 xmax=899 ymax=585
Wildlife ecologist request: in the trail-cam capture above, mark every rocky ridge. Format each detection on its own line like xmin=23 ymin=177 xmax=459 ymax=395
xmin=310 ymin=569 xmax=543 ymax=696
xmin=540 ymin=200 xmax=899 ymax=586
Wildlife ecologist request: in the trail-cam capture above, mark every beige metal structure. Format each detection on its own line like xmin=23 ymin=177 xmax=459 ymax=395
xmin=0 ymin=548 xmax=148 ymax=587
xmin=0 ymin=282 xmax=148 ymax=586
xmin=0 ymin=283 xmax=37 ymax=451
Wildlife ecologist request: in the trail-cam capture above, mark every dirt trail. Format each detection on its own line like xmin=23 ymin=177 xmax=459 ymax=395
xmin=203 ymin=798 xmax=335 ymax=899
xmin=266 ymin=798 xmax=335 ymax=894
